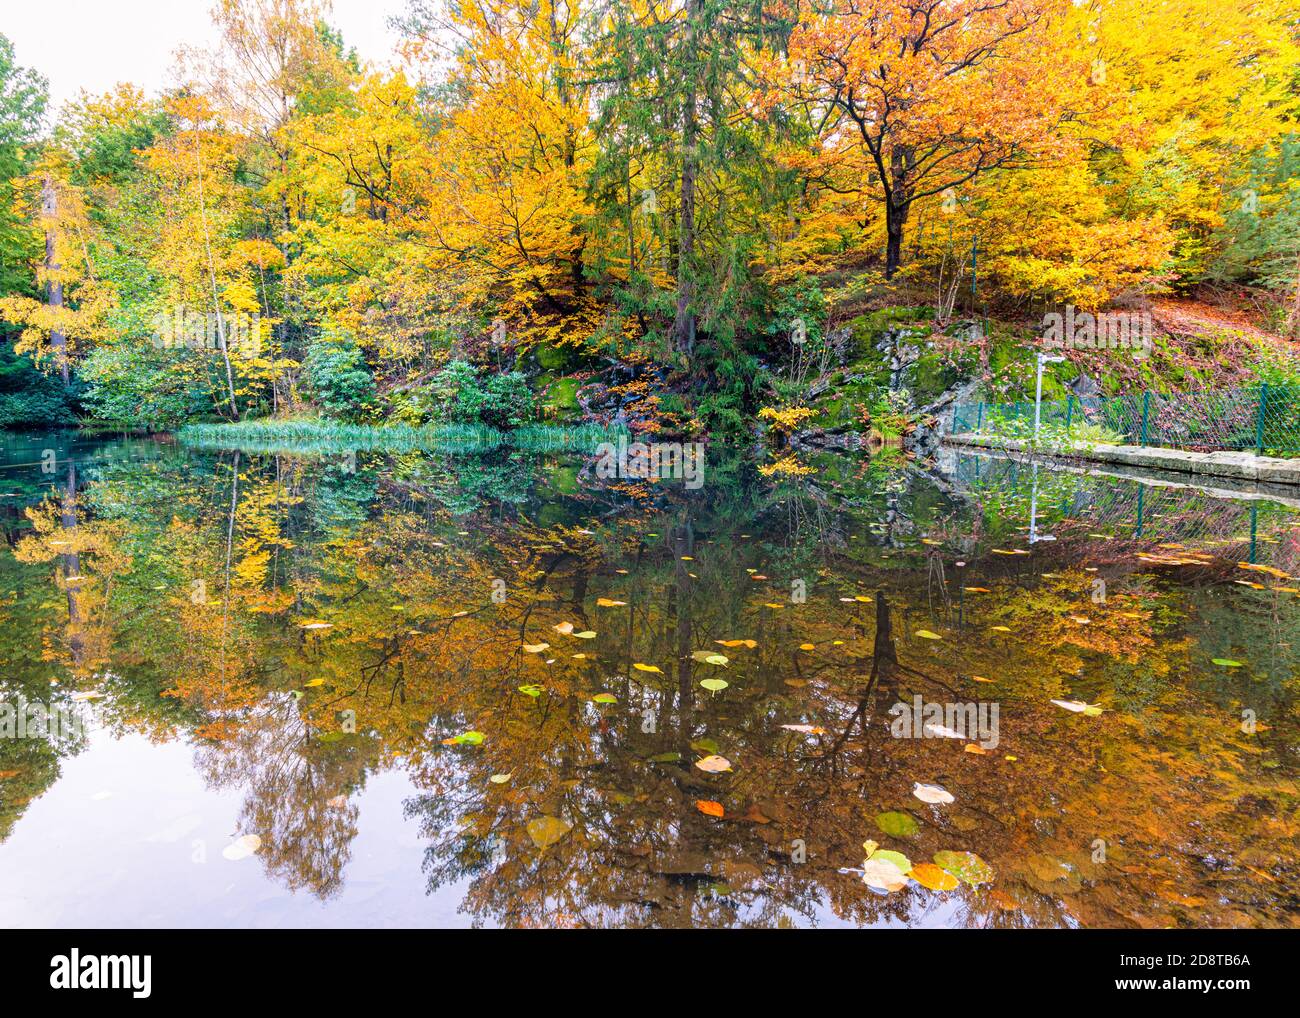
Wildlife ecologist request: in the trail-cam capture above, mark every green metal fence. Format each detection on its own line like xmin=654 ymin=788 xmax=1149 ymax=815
xmin=950 ymin=384 xmax=1300 ymax=456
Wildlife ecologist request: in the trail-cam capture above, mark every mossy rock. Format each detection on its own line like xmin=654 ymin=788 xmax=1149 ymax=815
xmin=541 ymin=376 xmax=583 ymax=421
xmin=548 ymin=465 xmax=579 ymax=495
xmin=533 ymin=344 xmax=576 ymax=372
xmin=847 ymin=306 xmax=934 ymax=360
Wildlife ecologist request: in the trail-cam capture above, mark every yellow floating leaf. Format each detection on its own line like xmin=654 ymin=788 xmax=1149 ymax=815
xmin=909 ymin=862 xmax=960 ymax=891
xmin=694 ymin=754 xmax=732 ymax=773
xmin=523 ymin=642 xmax=550 ymax=653
xmin=633 ymin=662 xmax=662 ymax=673
xmin=526 ymin=815 xmax=572 ymax=849
xmin=914 ymin=630 xmax=942 ymax=640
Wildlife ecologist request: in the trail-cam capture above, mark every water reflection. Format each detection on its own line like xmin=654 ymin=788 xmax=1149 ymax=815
xmin=0 ymin=433 xmax=1297 ymax=928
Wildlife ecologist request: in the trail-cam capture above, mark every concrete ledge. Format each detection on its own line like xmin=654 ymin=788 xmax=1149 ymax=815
xmin=944 ymin=433 xmax=1300 ymax=486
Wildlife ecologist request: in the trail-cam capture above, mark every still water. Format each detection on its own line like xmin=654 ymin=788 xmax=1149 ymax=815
xmin=0 ymin=431 xmax=1297 ymax=928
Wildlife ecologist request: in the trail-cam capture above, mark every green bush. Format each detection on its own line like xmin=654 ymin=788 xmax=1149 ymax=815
xmin=426 ymin=359 xmax=536 ymax=429
xmin=0 ymin=342 xmax=80 ymax=427
xmin=301 ymin=338 xmax=376 ymax=421
xmin=79 ymin=344 xmax=212 ymax=428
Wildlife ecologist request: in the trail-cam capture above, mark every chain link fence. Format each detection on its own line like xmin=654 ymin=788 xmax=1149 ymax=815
xmin=951 ymin=384 xmax=1300 ymax=456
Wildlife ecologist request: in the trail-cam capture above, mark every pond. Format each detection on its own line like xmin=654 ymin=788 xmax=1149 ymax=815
xmin=0 ymin=430 xmax=1297 ymax=928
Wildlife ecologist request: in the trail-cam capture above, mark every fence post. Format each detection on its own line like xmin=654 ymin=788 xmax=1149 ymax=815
xmin=976 ymin=401 xmax=984 ymax=433
xmin=1065 ymin=396 xmax=1074 ymax=435
xmin=1140 ymin=391 xmax=1150 ymax=446
xmin=1255 ymin=384 xmax=1269 ymax=455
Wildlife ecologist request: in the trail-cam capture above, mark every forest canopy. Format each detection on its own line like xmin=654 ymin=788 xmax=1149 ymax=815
xmin=0 ymin=0 xmax=1297 ymax=429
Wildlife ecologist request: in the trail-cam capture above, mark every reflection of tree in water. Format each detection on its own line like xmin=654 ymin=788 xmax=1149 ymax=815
xmin=193 ymin=696 xmax=371 ymax=899
xmin=4 ymin=438 xmax=1298 ymax=926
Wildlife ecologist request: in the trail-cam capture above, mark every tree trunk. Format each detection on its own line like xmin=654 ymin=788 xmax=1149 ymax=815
xmin=671 ymin=1 xmax=702 ymax=356
xmin=41 ymin=177 xmax=69 ymax=385
xmin=193 ymin=131 xmax=240 ymax=420
xmin=884 ymin=146 xmax=915 ymax=280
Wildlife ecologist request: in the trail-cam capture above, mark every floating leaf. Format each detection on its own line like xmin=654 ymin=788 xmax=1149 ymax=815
xmin=222 ymin=834 xmax=262 ymax=861
xmin=692 ymin=650 xmax=728 ymax=665
xmin=444 ymin=730 xmax=485 ymax=746
xmin=299 ymin=621 xmax=333 ymax=631
xmin=933 ymin=850 xmax=994 ymax=886
xmin=990 ymin=625 xmax=1012 ymax=633
xmin=909 ymin=862 xmax=960 ymax=891
xmin=700 ymin=678 xmax=729 ymax=693
xmin=715 ymin=639 xmax=757 ymax=649
xmin=912 ymin=782 xmax=954 ymax=805
xmin=914 ymin=630 xmax=942 ymax=640
xmin=875 ymin=811 xmax=920 ymax=837
xmin=869 ymin=848 xmax=912 ymax=872
xmin=553 ymin=621 xmax=575 ymax=635
xmin=591 ymin=692 xmax=617 ymax=704
xmin=963 ymin=743 xmax=988 ymax=755
xmin=595 ymin=598 xmax=626 ymax=607
xmin=522 ymin=642 xmax=550 ymax=653
xmin=573 ymin=631 xmax=596 ymax=639
xmin=633 ymin=662 xmax=662 ymax=673
xmin=518 ymin=684 xmax=543 ymax=697
xmin=861 ymin=857 xmax=909 ymax=891
xmin=695 ymin=800 xmax=725 ymax=818
xmin=694 ymin=754 xmax=733 ymax=773
xmin=1212 ymin=658 xmax=1244 ymax=668
xmin=526 ymin=815 xmax=572 ymax=849
xmin=489 ymin=773 xmax=513 ymax=784
xmin=304 ymin=678 xmax=325 ymax=688
xmin=1051 ymin=699 xmax=1102 ymax=715
xmin=781 ymin=723 xmax=826 ymax=735
xmin=798 ymin=642 xmax=815 ymax=651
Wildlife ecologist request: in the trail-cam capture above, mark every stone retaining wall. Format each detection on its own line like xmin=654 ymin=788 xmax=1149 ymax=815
xmin=944 ymin=433 xmax=1300 ymax=486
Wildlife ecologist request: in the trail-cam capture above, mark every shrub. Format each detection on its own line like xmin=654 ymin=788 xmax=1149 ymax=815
xmin=427 ymin=359 xmax=535 ymax=429
xmin=301 ymin=338 xmax=376 ymax=421
xmin=79 ymin=344 xmax=212 ymax=428
xmin=0 ymin=342 xmax=79 ymax=427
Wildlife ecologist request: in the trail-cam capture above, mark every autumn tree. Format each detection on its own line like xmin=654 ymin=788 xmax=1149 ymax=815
xmin=774 ymin=0 xmax=1084 ymax=279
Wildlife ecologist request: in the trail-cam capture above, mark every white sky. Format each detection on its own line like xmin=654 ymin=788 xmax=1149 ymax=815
xmin=2 ymin=0 xmax=410 ymax=119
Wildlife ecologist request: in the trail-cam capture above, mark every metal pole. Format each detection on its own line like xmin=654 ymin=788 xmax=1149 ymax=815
xmin=1140 ymin=391 xmax=1150 ymax=445
xmin=1033 ymin=354 xmax=1045 ymax=443
xmin=1255 ymin=384 xmax=1269 ymax=454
